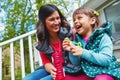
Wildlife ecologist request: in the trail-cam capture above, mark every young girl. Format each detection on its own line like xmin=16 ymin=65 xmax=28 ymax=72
xmin=63 ymin=7 xmax=120 ymax=80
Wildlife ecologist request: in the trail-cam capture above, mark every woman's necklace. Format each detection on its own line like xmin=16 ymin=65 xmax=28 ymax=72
xmin=50 ymin=40 xmax=61 ymax=52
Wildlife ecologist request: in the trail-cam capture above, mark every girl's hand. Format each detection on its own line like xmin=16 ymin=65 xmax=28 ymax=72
xmin=63 ymin=37 xmax=73 ymax=51
xmin=71 ymin=46 xmax=83 ymax=56
xmin=63 ymin=37 xmax=83 ymax=56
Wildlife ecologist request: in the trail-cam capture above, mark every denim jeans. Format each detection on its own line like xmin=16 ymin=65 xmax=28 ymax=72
xmin=22 ymin=67 xmax=53 ymax=80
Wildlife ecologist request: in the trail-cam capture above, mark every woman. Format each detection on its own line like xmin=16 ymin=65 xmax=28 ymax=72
xmin=23 ymin=4 xmax=71 ymax=80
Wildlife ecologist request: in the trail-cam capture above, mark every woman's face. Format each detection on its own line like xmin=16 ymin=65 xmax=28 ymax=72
xmin=45 ymin=11 xmax=61 ymax=34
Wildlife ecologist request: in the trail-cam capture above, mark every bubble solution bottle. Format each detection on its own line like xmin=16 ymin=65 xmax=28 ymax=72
xmin=52 ymin=51 xmax=65 ymax=80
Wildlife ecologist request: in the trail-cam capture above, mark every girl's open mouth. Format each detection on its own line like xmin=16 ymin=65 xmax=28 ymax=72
xmin=76 ymin=25 xmax=81 ymax=29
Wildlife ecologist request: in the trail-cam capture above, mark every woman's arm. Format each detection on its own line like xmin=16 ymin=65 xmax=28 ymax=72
xmin=40 ymin=52 xmax=51 ymax=65
xmin=40 ymin=52 xmax=56 ymax=78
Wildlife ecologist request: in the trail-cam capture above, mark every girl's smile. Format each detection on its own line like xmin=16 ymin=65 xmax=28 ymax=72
xmin=73 ymin=14 xmax=94 ymax=38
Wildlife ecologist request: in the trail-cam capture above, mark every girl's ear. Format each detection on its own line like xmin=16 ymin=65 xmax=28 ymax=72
xmin=91 ymin=17 xmax=96 ymax=25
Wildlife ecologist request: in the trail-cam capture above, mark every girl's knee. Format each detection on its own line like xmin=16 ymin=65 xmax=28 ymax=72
xmin=94 ymin=74 xmax=114 ymax=80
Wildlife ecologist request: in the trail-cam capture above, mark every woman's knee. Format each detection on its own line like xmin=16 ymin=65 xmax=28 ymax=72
xmin=22 ymin=75 xmax=34 ymax=80
xmin=94 ymin=74 xmax=114 ymax=80
xmin=40 ymin=75 xmax=53 ymax=80
xmin=22 ymin=68 xmax=49 ymax=80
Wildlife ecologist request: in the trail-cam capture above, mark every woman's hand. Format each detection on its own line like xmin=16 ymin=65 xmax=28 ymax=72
xmin=50 ymin=67 xmax=56 ymax=80
xmin=44 ymin=63 xmax=56 ymax=79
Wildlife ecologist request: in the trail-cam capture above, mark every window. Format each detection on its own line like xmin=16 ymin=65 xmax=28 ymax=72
xmin=104 ymin=0 xmax=120 ymax=33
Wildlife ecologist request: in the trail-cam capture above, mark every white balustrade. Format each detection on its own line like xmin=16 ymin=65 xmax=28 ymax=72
xmin=0 ymin=30 xmax=42 ymax=80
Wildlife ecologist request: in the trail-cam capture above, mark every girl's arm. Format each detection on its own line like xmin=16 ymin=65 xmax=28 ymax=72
xmin=81 ymin=34 xmax=113 ymax=66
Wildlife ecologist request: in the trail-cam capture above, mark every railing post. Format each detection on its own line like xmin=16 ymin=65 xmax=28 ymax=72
xmin=28 ymin=35 xmax=34 ymax=72
xmin=0 ymin=30 xmax=36 ymax=79
xmin=20 ymin=39 xmax=25 ymax=78
xmin=10 ymin=42 xmax=15 ymax=80
xmin=0 ymin=46 xmax=2 ymax=80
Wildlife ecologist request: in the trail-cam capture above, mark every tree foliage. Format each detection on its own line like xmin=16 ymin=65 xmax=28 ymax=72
xmin=0 ymin=0 xmax=80 ymax=42
xmin=1 ymin=0 xmax=37 ymax=42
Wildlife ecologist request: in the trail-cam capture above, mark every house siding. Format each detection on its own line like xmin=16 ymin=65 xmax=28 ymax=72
xmin=81 ymin=0 xmax=120 ymax=61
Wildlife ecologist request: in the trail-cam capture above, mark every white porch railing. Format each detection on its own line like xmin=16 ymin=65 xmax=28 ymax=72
xmin=0 ymin=29 xmax=120 ymax=80
xmin=0 ymin=30 xmax=42 ymax=80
